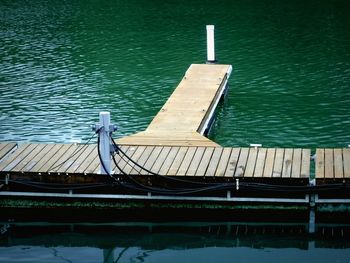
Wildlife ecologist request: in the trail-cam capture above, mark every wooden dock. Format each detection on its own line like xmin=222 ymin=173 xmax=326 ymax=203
xmin=118 ymin=64 xmax=232 ymax=147
xmin=0 ymin=63 xmax=350 ymax=225
xmin=0 ymin=143 xmax=311 ymax=181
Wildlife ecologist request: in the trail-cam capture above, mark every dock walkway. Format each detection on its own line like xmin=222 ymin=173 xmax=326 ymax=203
xmin=118 ymin=64 xmax=232 ymax=147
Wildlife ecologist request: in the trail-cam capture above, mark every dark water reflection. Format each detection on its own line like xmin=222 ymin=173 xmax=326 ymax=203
xmin=1 ymin=223 xmax=350 ymax=263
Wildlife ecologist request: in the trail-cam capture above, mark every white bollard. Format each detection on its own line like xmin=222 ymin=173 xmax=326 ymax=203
xmin=99 ymin=112 xmax=111 ymax=175
xmin=206 ymin=25 xmax=216 ymax=63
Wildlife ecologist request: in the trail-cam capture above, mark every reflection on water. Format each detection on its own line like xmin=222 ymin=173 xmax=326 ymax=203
xmin=1 ymin=223 xmax=350 ymax=263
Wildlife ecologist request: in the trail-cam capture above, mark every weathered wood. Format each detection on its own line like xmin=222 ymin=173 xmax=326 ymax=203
xmin=186 ymin=147 xmax=206 ymax=176
xmin=196 ymin=147 xmax=214 ymax=176
xmin=177 ymin=147 xmax=197 ymax=176
xmin=224 ymin=148 xmax=240 ymax=177
xmin=0 ymin=144 xmax=31 ymax=171
xmin=11 ymin=144 xmax=46 ymax=172
xmin=324 ymin=148 xmax=334 ymax=179
xmin=140 ymin=146 xmax=163 ymax=175
xmin=263 ymin=148 xmax=275 ymax=177
xmin=130 ymin=146 xmax=154 ymax=175
xmin=0 ymin=143 xmax=17 ymax=161
xmin=167 ymin=147 xmax=188 ymax=175
xmin=344 ymin=148 xmax=350 ymax=179
xmin=205 ymin=147 xmax=223 ymax=177
xmin=158 ymin=147 xmax=180 ymax=175
xmin=300 ymin=149 xmax=310 ymax=178
xmin=333 ymin=149 xmax=343 ymax=179
xmin=315 ymin=148 xmax=325 ymax=179
xmin=273 ymin=148 xmax=284 ymax=178
xmin=215 ymin=148 xmax=231 ymax=177
xmin=282 ymin=148 xmax=293 ymax=178
xmin=291 ymin=148 xmax=302 ymax=178
xmin=254 ymin=148 xmax=267 ymax=178
xmin=1 ymin=144 xmax=38 ymax=172
xmin=149 ymin=147 xmax=171 ymax=174
xmin=117 ymin=64 xmax=231 ymax=147
xmin=235 ymin=148 xmax=249 ymax=177
xmin=244 ymin=148 xmax=258 ymax=177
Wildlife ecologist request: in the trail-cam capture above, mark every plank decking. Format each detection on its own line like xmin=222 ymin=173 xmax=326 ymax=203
xmin=0 ymin=144 xmax=311 ymax=180
xmin=315 ymin=148 xmax=350 ymax=181
xmin=118 ymin=64 xmax=232 ymax=147
xmin=0 ymin=143 xmax=17 ymax=162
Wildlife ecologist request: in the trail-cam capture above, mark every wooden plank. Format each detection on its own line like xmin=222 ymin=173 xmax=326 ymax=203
xmin=186 ymin=147 xmax=206 ymax=176
xmin=0 ymin=144 xmax=31 ymax=171
xmin=167 ymin=147 xmax=188 ymax=175
xmin=282 ymin=148 xmax=293 ymax=178
xmin=291 ymin=148 xmax=302 ymax=178
xmin=125 ymin=146 xmax=149 ymax=175
xmin=224 ymin=148 xmax=240 ymax=177
xmin=215 ymin=148 xmax=232 ymax=177
xmin=324 ymin=148 xmax=334 ymax=179
xmin=66 ymin=145 xmax=96 ymax=174
xmin=300 ymin=149 xmax=310 ymax=178
xmin=140 ymin=146 xmax=163 ymax=175
xmin=29 ymin=144 xmax=65 ymax=172
xmin=263 ymin=148 xmax=275 ymax=177
xmin=149 ymin=147 xmax=171 ymax=174
xmin=334 ymin=148 xmax=344 ymax=179
xmin=234 ymin=148 xmax=249 ymax=177
xmin=343 ymin=148 xmax=350 ymax=179
xmin=176 ymin=147 xmax=197 ymax=176
xmin=1 ymin=144 xmax=38 ymax=172
xmin=158 ymin=147 xmax=180 ymax=175
xmin=272 ymin=148 xmax=284 ymax=178
xmin=11 ymin=144 xmax=47 ymax=172
xmin=117 ymin=64 xmax=231 ymax=147
xmin=22 ymin=144 xmax=56 ymax=172
xmin=49 ymin=145 xmax=82 ymax=173
xmin=205 ymin=147 xmax=223 ymax=177
xmin=315 ymin=149 xmax=325 ymax=179
xmin=114 ymin=146 xmax=137 ymax=173
xmin=40 ymin=144 xmax=74 ymax=172
xmin=254 ymin=148 xmax=267 ymax=178
xmin=195 ymin=147 xmax=214 ymax=176
xmin=244 ymin=148 xmax=258 ymax=177
xmin=131 ymin=146 xmax=155 ymax=174
xmin=75 ymin=145 xmax=98 ymax=174
xmin=0 ymin=143 xmax=17 ymax=161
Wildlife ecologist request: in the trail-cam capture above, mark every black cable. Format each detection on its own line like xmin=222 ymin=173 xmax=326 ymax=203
xmin=111 ymin=138 xmax=222 ymax=187
xmin=49 ymin=132 xmax=97 ymax=171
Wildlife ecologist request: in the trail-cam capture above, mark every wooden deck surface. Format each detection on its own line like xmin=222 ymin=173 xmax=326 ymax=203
xmin=315 ymin=148 xmax=350 ymax=180
xmin=0 ymin=143 xmax=311 ymax=180
xmin=0 ymin=143 xmax=17 ymax=162
xmin=118 ymin=64 xmax=232 ymax=147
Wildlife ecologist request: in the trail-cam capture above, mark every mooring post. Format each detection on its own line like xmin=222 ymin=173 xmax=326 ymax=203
xmin=99 ymin=112 xmax=112 ymax=174
xmin=206 ymin=25 xmax=216 ymax=63
xmin=92 ymin=112 xmax=117 ymax=175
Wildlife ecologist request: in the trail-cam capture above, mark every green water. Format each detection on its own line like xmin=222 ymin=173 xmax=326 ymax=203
xmin=1 ymin=0 xmax=350 ymax=261
xmin=1 ymin=0 xmax=349 ymax=148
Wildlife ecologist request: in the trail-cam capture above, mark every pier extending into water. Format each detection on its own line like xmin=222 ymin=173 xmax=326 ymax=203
xmin=0 ymin=62 xmax=349 ymax=229
xmin=0 ymin=26 xmax=349 ymax=232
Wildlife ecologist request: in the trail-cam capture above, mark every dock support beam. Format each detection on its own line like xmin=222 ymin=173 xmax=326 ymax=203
xmin=206 ymin=25 xmax=216 ymax=63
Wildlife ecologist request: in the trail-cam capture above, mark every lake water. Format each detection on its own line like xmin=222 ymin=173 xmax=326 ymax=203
xmin=1 ymin=0 xmax=350 ymax=261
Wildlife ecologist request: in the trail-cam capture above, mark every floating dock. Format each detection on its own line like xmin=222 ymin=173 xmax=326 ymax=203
xmin=0 ymin=62 xmax=349 ymax=230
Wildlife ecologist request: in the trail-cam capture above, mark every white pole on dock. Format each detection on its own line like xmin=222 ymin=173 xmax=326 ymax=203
xmin=206 ymin=25 xmax=216 ymax=63
xmin=99 ymin=112 xmax=112 ymax=175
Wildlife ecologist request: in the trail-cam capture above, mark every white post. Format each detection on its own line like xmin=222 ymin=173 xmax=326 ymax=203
xmin=99 ymin=111 xmax=111 ymax=175
xmin=206 ymin=25 xmax=216 ymax=63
